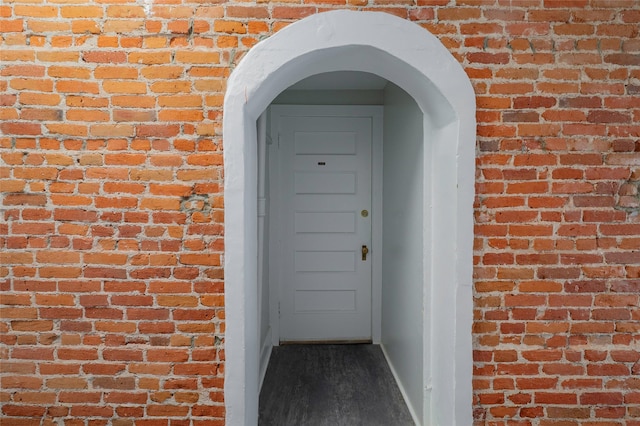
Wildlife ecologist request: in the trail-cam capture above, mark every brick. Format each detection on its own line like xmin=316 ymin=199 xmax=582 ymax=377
xmin=588 ymin=110 xmax=631 ymax=123
xmin=36 ymin=51 xmax=80 ymax=63
xmin=93 ymin=376 xmax=136 ymax=389
xmin=212 ymin=20 xmax=246 ymax=34
xmin=136 ymin=124 xmax=180 ymax=138
xmin=468 ymin=52 xmax=510 ymax=64
xmin=609 ymin=52 xmax=640 ymax=66
xmin=157 ymin=109 xmax=203 ymax=121
xmin=547 ymin=407 xmax=590 ymax=419
xmin=3 ymin=194 xmax=47 ymax=206
xmin=0 ymin=122 xmax=42 ymax=135
xmin=1 ymin=4 xmax=640 ymax=425
xmin=175 ymin=51 xmax=220 ymax=64
xmin=103 ymin=81 xmax=147 ymax=94
xmin=0 ymin=19 xmax=25 ymax=32
xmin=82 ymin=51 xmax=126 ymax=64
xmin=57 ymin=392 xmax=101 ymax=404
xmin=57 ymin=80 xmax=100 ymax=94
xmin=129 ymin=52 xmax=171 ymax=65
xmin=10 ymin=78 xmax=54 ymax=92
xmin=2 ymin=405 xmax=47 ymax=418
xmin=580 ymin=392 xmax=624 ymax=405
xmin=272 ymin=7 xmax=316 ymax=20
xmin=147 ymin=405 xmax=189 ymax=417
xmin=545 ymin=0 xmax=587 ymax=6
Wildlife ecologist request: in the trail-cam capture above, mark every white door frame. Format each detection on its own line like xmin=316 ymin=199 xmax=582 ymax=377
xmin=269 ymin=105 xmax=384 ymax=345
xmin=223 ymin=10 xmax=476 ymax=426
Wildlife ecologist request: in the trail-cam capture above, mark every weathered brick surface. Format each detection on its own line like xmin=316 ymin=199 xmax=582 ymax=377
xmin=1 ymin=0 xmax=639 ymax=424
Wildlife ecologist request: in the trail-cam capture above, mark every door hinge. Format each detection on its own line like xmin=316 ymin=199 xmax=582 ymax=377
xmin=278 ymin=302 xmax=281 ymax=318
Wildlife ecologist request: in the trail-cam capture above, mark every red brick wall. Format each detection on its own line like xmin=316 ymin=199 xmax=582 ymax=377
xmin=1 ymin=0 xmax=639 ymax=424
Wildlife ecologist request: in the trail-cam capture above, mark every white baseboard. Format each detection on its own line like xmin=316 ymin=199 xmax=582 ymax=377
xmin=380 ymin=344 xmax=421 ymax=426
xmin=259 ymin=328 xmax=273 ymax=390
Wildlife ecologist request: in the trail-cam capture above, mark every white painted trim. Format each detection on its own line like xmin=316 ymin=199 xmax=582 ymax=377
xmin=267 ymin=119 xmax=281 ymax=348
xmin=423 ymin=113 xmax=435 ymax=423
xmin=268 ymin=105 xmax=383 ymax=345
xmin=259 ymin=327 xmax=272 ymax=390
xmin=371 ymin=108 xmax=383 ymax=345
xmin=380 ymin=343 xmax=421 ymax=426
xmin=223 ymin=10 xmax=476 ymax=426
xmin=256 ymin=111 xmax=268 ymax=360
xmin=257 ymin=111 xmax=272 ymax=392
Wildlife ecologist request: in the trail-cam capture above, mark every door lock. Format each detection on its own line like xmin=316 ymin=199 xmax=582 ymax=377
xmin=361 ymin=245 xmax=369 ymax=261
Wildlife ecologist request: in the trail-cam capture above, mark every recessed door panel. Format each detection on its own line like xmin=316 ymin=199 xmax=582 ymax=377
xmin=294 ymin=131 xmax=357 ymax=155
xmin=295 ymin=211 xmax=356 ymax=234
xmin=294 ymin=172 xmax=357 ymax=194
xmin=294 ymin=290 xmax=357 ymax=312
xmin=294 ymin=250 xmax=357 ymax=272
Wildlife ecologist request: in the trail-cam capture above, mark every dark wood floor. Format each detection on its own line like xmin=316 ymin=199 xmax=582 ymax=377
xmin=259 ymin=344 xmax=415 ymax=426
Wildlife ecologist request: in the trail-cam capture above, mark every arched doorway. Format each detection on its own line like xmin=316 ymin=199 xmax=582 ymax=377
xmin=223 ymin=10 xmax=475 ymax=425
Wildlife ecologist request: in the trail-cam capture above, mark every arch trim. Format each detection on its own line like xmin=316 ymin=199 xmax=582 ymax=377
xmin=223 ymin=10 xmax=476 ymax=425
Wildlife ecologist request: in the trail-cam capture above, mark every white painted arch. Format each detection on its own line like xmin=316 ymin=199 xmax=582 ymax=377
xmin=223 ymin=10 xmax=476 ymax=425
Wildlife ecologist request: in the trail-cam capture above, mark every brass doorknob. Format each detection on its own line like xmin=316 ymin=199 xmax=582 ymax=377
xmin=361 ymin=245 xmax=369 ymax=261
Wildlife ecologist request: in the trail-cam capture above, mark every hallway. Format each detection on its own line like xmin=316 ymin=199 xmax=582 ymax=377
xmin=259 ymin=344 xmax=415 ymax=426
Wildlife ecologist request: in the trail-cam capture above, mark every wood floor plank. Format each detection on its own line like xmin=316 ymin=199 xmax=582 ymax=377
xmin=259 ymin=344 xmax=415 ymax=426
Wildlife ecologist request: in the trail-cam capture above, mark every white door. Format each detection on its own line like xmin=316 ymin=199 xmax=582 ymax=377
xmin=274 ymin=109 xmax=373 ymax=342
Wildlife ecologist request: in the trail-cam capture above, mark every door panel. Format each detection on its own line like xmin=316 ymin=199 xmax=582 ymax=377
xmin=294 ymin=171 xmax=357 ymax=194
xmin=278 ymin=114 xmax=372 ymax=342
xmin=294 ymin=212 xmax=356 ymax=234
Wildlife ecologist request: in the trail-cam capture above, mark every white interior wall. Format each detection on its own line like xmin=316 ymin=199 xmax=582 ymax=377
xmin=381 ymin=82 xmax=425 ymax=424
xmin=257 ymin=113 xmax=272 ymax=385
xmin=260 ymin=152 xmax=270 ymax=347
